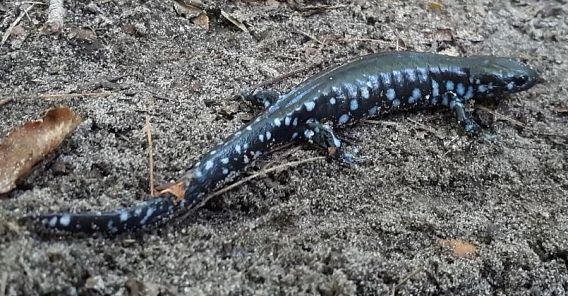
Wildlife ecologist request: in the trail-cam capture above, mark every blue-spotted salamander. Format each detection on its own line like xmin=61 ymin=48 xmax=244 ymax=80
xmin=27 ymin=51 xmax=538 ymax=234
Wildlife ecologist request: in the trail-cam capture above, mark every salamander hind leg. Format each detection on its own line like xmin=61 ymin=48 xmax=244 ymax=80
xmin=240 ymin=89 xmax=282 ymax=109
xmin=303 ymin=119 xmax=362 ymax=166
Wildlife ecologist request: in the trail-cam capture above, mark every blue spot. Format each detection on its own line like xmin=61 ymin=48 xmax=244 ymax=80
xmin=293 ymin=118 xmax=298 ymax=126
xmin=266 ymin=131 xmax=271 ymax=140
xmin=222 ymin=168 xmax=229 ymax=175
xmin=119 ymin=211 xmax=128 ymax=222
xmin=350 ymin=99 xmax=359 ymax=111
xmin=392 ymin=99 xmax=400 ymax=108
xmin=304 ymin=101 xmax=316 ymax=111
xmin=368 ymin=106 xmax=378 ymax=116
xmin=59 ymin=214 xmax=71 ymax=226
xmin=464 ymin=86 xmax=474 ymax=99
xmin=291 ymin=132 xmax=298 ymax=140
xmin=386 ymin=88 xmax=396 ymax=100
xmin=235 ymin=144 xmax=242 ymax=154
xmin=140 ymin=207 xmax=155 ymax=224
xmin=285 ymin=117 xmax=291 ymax=126
xmin=360 ymin=87 xmax=370 ymax=100
xmin=409 ymin=88 xmax=421 ymax=104
xmin=456 ymin=83 xmax=465 ymax=96
xmin=273 ymin=118 xmax=281 ymax=126
xmin=221 ymin=158 xmax=229 ymax=164
xmin=329 ymin=97 xmax=336 ymax=105
xmin=338 ymin=114 xmax=350 ymax=124
xmin=205 ymin=160 xmax=213 ymax=170
xmin=506 ymin=82 xmax=514 ymax=91
xmin=446 ymin=81 xmax=454 ymax=91
xmin=258 ymin=134 xmax=264 ymax=142
xmin=304 ymin=130 xmax=315 ymax=139
xmin=432 ymin=80 xmax=439 ymax=97
xmin=368 ymin=75 xmax=380 ymax=89
xmin=345 ymin=83 xmax=358 ymax=98
xmin=48 ymin=216 xmax=57 ymax=227
xmin=478 ymin=85 xmax=488 ymax=93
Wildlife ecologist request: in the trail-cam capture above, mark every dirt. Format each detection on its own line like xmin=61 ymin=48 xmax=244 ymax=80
xmin=0 ymin=0 xmax=567 ymax=295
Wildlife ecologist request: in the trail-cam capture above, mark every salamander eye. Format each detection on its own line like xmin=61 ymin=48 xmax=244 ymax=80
xmin=513 ymin=75 xmax=528 ymax=86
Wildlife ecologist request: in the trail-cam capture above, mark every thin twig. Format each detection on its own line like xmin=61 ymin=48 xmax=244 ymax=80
xmin=206 ymin=156 xmax=325 ymax=201
xmin=361 ymin=119 xmax=399 ymax=127
xmin=407 ymin=118 xmax=444 ymax=139
xmin=341 ymin=37 xmax=392 ymax=44
xmin=391 ymin=267 xmax=423 ymax=296
xmin=0 ymin=92 xmax=114 ymax=101
xmin=181 ymin=156 xmax=325 ymax=220
xmin=39 ymin=92 xmax=114 ymax=100
xmin=0 ymin=99 xmax=13 ymax=107
xmin=298 ymin=30 xmax=323 ymax=45
xmin=252 ymin=61 xmax=325 ymax=90
xmin=1 ymin=4 xmax=36 ymax=47
xmin=144 ymin=115 xmax=155 ymax=195
xmin=0 ymin=272 xmax=7 ymax=296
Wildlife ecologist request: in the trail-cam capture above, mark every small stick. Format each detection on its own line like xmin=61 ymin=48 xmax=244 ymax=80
xmin=407 ymin=118 xmax=444 ymax=139
xmin=1 ymin=4 xmax=36 ymax=47
xmin=0 ymin=98 xmax=13 ymax=107
xmin=252 ymin=61 xmax=325 ymax=90
xmin=361 ymin=119 xmax=399 ymax=127
xmin=0 ymin=272 xmax=7 ymax=296
xmin=181 ymin=156 xmax=325 ymax=220
xmin=38 ymin=92 xmax=114 ymax=100
xmin=0 ymin=92 xmax=114 ymax=101
xmin=205 ymin=156 xmax=325 ymax=201
xmin=144 ymin=115 xmax=155 ymax=195
xmin=46 ymin=0 xmax=65 ymax=33
xmin=391 ymin=267 xmax=423 ymax=296
xmin=298 ymin=30 xmax=323 ymax=45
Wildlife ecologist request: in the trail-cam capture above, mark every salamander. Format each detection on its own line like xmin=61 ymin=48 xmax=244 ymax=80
xmin=27 ymin=51 xmax=538 ymax=234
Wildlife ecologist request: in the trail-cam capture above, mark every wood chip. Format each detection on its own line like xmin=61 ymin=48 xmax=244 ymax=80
xmin=0 ymin=107 xmax=81 ymax=194
xmin=192 ymin=12 xmax=209 ymax=31
xmin=440 ymin=239 xmax=477 ymax=257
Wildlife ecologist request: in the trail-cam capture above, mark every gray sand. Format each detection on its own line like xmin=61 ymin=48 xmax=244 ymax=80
xmin=0 ymin=0 xmax=567 ymax=295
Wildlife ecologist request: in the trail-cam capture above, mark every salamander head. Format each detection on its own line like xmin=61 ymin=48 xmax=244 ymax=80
xmin=470 ymin=57 xmax=539 ymax=96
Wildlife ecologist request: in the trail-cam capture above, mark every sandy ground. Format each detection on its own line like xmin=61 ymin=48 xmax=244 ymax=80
xmin=0 ymin=0 xmax=567 ymax=295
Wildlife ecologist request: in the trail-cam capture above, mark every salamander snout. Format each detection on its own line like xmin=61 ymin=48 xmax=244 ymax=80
xmin=492 ymin=58 xmax=539 ymax=93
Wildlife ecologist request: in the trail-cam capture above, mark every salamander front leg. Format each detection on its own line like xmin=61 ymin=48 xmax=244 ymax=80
xmin=447 ymin=93 xmax=480 ymax=135
xmin=240 ymin=89 xmax=282 ymax=109
xmin=303 ymin=119 xmax=361 ymax=165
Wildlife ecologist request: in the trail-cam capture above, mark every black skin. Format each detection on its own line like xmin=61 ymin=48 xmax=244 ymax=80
xmin=27 ymin=51 xmax=539 ymax=235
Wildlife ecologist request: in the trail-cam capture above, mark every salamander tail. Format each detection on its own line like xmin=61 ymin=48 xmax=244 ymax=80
xmin=25 ymin=195 xmax=181 ymax=235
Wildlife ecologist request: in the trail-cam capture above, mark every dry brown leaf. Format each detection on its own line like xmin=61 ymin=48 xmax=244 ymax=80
xmin=0 ymin=107 xmax=81 ymax=194
xmin=220 ymin=10 xmax=249 ymax=33
xmin=158 ymin=180 xmax=186 ymax=203
xmin=440 ymin=239 xmax=477 ymax=257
